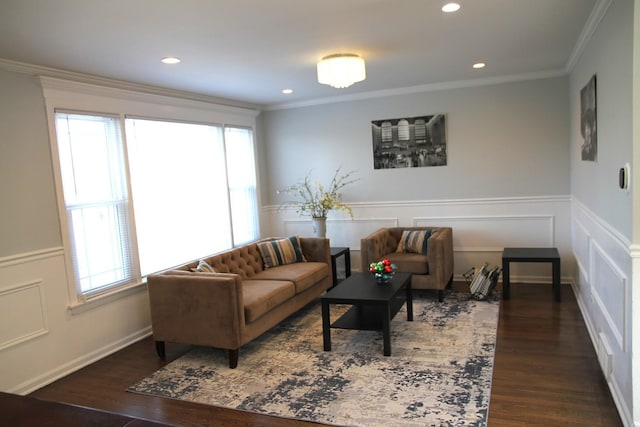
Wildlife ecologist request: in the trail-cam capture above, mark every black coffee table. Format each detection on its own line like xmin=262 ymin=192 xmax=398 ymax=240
xmin=321 ymin=272 xmax=412 ymax=356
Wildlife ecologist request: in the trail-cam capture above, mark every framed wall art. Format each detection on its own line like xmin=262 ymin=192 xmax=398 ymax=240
xmin=371 ymin=114 xmax=447 ymax=169
xmin=580 ymin=74 xmax=597 ymax=161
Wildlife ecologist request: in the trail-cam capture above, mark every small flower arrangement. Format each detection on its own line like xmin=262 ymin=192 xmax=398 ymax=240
xmin=369 ymin=258 xmax=397 ymax=283
xmin=278 ymin=167 xmax=358 ymax=218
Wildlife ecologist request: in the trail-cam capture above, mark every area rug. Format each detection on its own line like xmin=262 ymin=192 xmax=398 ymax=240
xmin=128 ymin=290 xmax=500 ymax=427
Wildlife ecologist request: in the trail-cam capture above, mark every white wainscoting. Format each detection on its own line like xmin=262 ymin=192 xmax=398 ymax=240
xmin=265 ymin=195 xmax=574 ymax=283
xmin=0 ymin=247 xmax=152 ymax=394
xmin=571 ymin=199 xmax=632 ymax=426
xmin=0 ymin=279 xmax=48 ymax=351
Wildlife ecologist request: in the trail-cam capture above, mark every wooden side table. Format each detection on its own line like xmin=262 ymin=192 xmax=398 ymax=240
xmin=502 ymin=247 xmax=561 ymax=301
xmin=329 ymin=247 xmax=351 ymax=287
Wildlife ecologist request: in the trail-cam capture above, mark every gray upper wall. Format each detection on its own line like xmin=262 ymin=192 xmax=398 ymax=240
xmin=261 ymin=77 xmax=570 ymax=207
xmin=570 ymin=0 xmax=633 ymax=240
xmin=0 ymin=69 xmax=61 ymax=257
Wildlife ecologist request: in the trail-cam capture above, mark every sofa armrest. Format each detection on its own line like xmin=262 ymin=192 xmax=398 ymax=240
xmin=427 ymin=227 xmax=454 ymax=286
xmin=360 ymin=228 xmax=395 ymax=272
xmin=147 ymin=272 xmax=245 ymax=349
xmin=299 ymin=237 xmax=330 ymax=264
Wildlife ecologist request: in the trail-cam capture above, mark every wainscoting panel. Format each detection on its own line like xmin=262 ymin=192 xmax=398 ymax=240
xmin=0 ymin=247 xmax=152 ymax=394
xmin=591 ymin=241 xmax=627 ymax=350
xmin=267 ymin=196 xmax=573 ymax=281
xmin=572 ymin=218 xmax=591 ymax=282
xmin=0 ymin=280 xmax=48 ymax=351
xmin=571 ymin=198 xmax=632 ymax=424
xmin=414 ymin=215 xmax=554 ymax=252
xmin=283 ymin=218 xmax=399 ymax=249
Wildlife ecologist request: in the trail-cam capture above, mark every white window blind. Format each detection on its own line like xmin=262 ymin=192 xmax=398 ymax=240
xmin=225 ymin=126 xmax=259 ymax=245
xmin=55 ymin=113 xmax=135 ymax=295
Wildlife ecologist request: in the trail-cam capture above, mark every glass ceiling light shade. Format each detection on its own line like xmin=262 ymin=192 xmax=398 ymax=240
xmin=317 ymin=54 xmax=366 ymax=88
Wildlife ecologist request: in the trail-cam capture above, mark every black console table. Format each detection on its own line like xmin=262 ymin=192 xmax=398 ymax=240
xmin=502 ymin=247 xmax=561 ymax=301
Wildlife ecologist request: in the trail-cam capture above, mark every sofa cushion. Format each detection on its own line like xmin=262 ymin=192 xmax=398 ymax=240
xmin=258 ymin=236 xmax=306 ymax=268
xmin=396 ymin=230 xmax=432 ymax=255
xmin=385 ymin=252 xmax=429 ymax=275
xmin=252 ymin=262 xmax=329 ymax=293
xmin=242 ymin=280 xmax=296 ymax=323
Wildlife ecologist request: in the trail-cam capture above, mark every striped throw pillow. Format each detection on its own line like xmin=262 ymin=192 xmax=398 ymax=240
xmin=396 ymin=230 xmax=432 ymax=255
xmin=258 ymin=236 xmax=307 ymax=268
xmin=191 ymin=260 xmax=216 ymax=273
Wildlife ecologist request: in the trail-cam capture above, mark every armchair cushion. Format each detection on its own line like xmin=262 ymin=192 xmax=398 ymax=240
xmin=258 ymin=236 xmax=306 ymax=268
xmin=385 ymin=252 xmax=429 ymax=275
xmin=396 ymin=230 xmax=432 ymax=254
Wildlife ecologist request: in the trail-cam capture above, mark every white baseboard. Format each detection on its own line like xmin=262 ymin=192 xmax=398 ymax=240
xmin=8 ymin=327 xmax=152 ymax=395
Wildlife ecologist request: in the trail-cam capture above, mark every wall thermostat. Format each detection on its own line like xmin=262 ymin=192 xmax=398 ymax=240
xmin=619 ymin=163 xmax=630 ymax=190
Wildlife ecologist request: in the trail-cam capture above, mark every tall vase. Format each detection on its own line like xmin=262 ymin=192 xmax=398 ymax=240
xmin=311 ymin=217 xmax=327 ymax=238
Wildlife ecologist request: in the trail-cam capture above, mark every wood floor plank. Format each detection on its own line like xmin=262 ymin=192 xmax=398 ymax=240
xmin=25 ymin=283 xmax=622 ymax=426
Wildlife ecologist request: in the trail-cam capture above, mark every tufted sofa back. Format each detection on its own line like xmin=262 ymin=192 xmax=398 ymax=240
xmin=178 ymin=237 xmax=331 ymax=280
xmin=181 ymin=242 xmax=264 ymax=279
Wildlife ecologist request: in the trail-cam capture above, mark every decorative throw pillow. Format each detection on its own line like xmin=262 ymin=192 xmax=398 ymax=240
xmin=396 ymin=230 xmax=432 ymax=255
xmin=258 ymin=236 xmax=307 ymax=268
xmin=191 ymin=260 xmax=216 ymax=273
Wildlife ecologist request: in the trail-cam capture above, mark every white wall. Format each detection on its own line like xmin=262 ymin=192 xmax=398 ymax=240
xmin=569 ymin=0 xmax=634 ymax=424
xmin=262 ymin=77 xmax=570 ymax=206
xmin=0 ymin=70 xmax=61 ymax=256
xmin=0 ymin=71 xmax=151 ymax=393
xmin=260 ymin=76 xmax=573 ymax=279
xmin=0 ymin=249 xmax=151 ymax=394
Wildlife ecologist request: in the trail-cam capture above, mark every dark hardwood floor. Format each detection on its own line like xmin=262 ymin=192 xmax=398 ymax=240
xmin=26 ymin=282 xmax=622 ymax=427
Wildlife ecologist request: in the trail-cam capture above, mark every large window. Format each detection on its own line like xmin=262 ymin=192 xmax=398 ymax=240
xmin=52 ymin=111 xmax=259 ymax=302
xmin=55 ymin=113 xmax=136 ymax=295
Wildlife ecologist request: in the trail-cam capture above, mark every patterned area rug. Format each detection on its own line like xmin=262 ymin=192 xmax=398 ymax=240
xmin=129 ymin=290 xmax=500 ymax=427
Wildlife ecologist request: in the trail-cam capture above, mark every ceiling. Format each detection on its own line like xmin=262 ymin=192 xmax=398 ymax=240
xmin=0 ymin=0 xmax=599 ymax=109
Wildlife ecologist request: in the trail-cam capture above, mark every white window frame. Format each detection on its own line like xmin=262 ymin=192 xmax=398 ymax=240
xmin=41 ymin=77 xmax=261 ymax=312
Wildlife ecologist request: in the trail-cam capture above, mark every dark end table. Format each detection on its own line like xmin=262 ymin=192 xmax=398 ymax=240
xmin=321 ymin=272 xmax=412 ymax=356
xmin=329 ymin=247 xmax=351 ymax=287
xmin=502 ymin=247 xmax=561 ymax=301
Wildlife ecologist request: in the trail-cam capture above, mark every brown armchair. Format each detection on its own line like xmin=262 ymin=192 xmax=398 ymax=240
xmin=360 ymin=227 xmax=453 ymax=301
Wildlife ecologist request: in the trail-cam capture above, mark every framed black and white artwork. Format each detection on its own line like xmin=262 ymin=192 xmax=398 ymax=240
xmin=580 ymin=75 xmax=597 ymax=161
xmin=371 ymin=114 xmax=447 ymax=169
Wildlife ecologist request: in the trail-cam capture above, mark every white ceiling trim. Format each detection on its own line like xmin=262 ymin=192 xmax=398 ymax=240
xmin=266 ymin=69 xmax=568 ymax=111
xmin=0 ymin=58 xmax=263 ymax=112
xmin=565 ymin=0 xmax=613 ymax=72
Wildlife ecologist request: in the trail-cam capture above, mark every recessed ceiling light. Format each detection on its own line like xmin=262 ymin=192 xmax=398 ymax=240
xmin=161 ymin=56 xmax=181 ymax=65
xmin=442 ymin=3 xmax=461 ymax=13
xmin=282 ymin=89 xmax=293 ymax=94
xmin=473 ymin=62 xmax=486 ymax=69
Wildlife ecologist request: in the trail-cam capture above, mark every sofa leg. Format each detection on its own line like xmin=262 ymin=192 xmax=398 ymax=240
xmin=228 ymin=349 xmax=239 ymax=369
xmin=155 ymin=341 xmax=166 ymax=359
xmin=438 ymin=290 xmax=444 ymax=302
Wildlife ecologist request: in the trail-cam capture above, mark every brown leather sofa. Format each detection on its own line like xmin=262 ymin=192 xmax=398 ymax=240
xmin=147 ymin=237 xmax=332 ymax=368
xmin=360 ymin=227 xmax=453 ymax=301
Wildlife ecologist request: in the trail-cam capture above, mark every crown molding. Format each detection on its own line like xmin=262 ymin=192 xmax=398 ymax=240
xmin=0 ymin=57 xmax=264 ymax=112
xmin=565 ymin=0 xmax=613 ymax=72
xmin=266 ymin=69 xmax=566 ymax=111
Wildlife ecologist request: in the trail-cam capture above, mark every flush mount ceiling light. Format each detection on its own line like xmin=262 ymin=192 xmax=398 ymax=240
xmin=317 ymin=54 xmax=366 ymax=89
xmin=442 ymin=3 xmax=461 ymax=12
xmin=161 ymin=56 xmax=181 ymax=64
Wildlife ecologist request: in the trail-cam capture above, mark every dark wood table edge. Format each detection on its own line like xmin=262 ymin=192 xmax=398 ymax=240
xmin=502 ymin=247 xmax=561 ymax=302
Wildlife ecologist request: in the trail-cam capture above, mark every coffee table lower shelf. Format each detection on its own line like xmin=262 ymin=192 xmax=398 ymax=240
xmin=331 ymin=299 xmax=407 ymax=331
